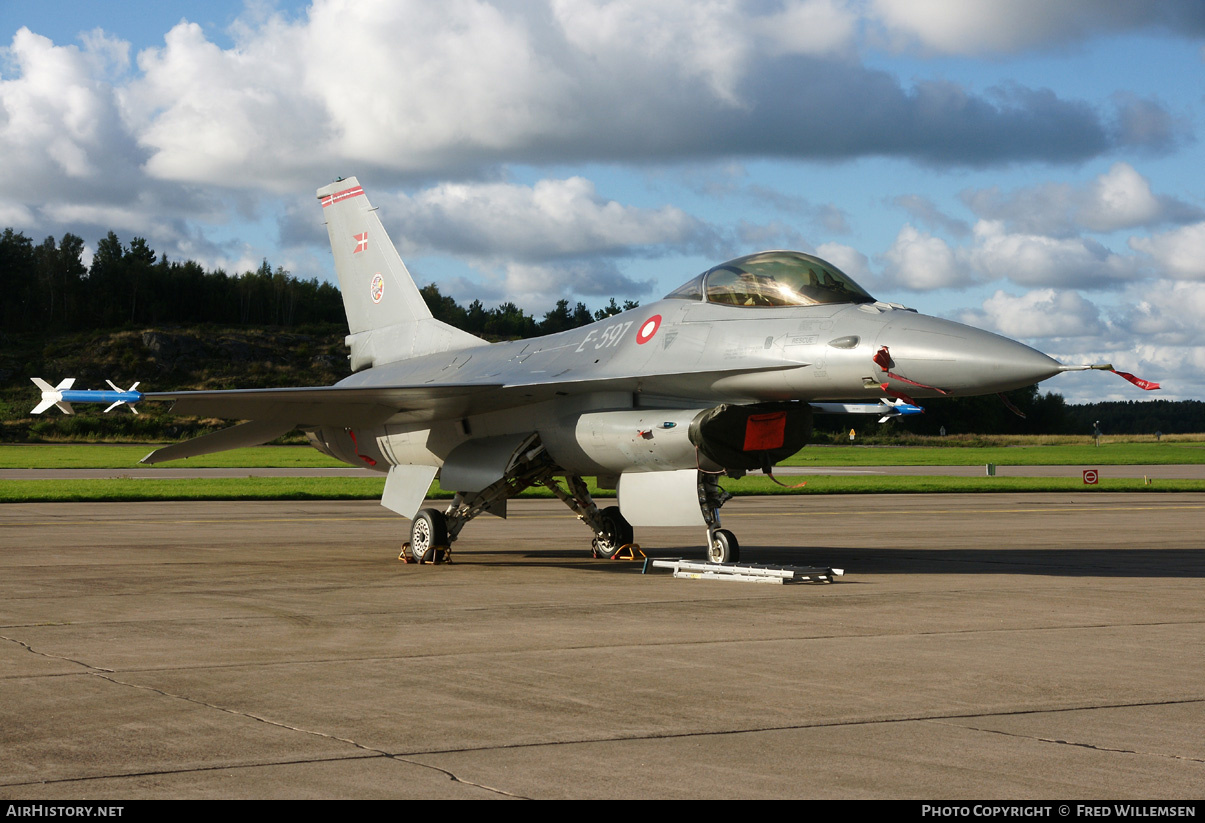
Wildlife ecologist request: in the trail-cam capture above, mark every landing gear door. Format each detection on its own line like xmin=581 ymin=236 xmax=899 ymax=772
xmin=617 ymin=469 xmax=706 ymax=527
xmin=382 ymin=464 xmax=438 ymax=519
xmin=440 ymin=432 xmax=538 ymax=493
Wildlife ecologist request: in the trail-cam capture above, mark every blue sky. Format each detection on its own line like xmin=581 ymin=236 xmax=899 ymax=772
xmin=2 ymin=1 xmax=1203 ymax=403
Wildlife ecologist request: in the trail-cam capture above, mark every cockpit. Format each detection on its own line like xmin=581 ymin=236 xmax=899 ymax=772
xmin=665 ymin=251 xmax=875 ymax=308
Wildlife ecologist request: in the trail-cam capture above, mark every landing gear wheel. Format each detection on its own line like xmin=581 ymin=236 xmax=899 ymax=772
xmin=707 ymin=529 xmax=740 ymax=564
xmin=409 ymin=508 xmax=448 ymax=563
xmin=592 ymin=506 xmax=634 ymax=558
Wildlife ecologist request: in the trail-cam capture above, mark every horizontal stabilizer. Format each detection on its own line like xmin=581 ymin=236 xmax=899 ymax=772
xmin=141 ymin=419 xmax=296 ymax=464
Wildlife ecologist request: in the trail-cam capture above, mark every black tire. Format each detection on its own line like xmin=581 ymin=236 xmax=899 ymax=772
xmin=707 ymin=529 xmax=740 ymax=563
xmin=593 ymin=506 xmax=634 ymax=558
xmin=409 ymin=508 xmax=448 ymax=562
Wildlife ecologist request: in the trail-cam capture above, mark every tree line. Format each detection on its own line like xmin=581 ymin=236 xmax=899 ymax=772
xmin=0 ymin=228 xmax=633 ymax=337
xmin=1065 ymin=399 xmax=1205 ymax=435
xmin=420 ymin=284 xmax=637 ymax=338
xmin=0 ymin=228 xmax=347 ymax=330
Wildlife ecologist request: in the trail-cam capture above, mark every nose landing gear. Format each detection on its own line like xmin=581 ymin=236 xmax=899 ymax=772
xmin=700 ymin=472 xmax=739 ymax=563
xmin=707 ymin=527 xmax=740 ymax=564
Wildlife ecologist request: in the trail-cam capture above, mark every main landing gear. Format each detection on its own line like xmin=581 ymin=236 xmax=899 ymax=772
xmin=406 ymin=508 xmax=451 ymax=563
xmin=402 ymin=442 xmax=741 ymax=563
xmin=401 ymin=442 xmax=640 ymax=563
xmin=590 ymin=506 xmax=635 ymax=559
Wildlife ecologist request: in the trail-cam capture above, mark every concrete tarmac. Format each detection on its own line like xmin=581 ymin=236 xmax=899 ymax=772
xmin=2 ymin=494 xmax=1203 ymax=799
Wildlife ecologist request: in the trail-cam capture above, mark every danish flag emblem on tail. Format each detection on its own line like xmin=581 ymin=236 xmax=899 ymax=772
xmin=353 ymin=232 xmax=368 ymax=254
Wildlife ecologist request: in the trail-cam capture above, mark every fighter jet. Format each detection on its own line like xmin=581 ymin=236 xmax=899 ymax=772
xmin=32 ymin=177 xmax=1157 ymax=563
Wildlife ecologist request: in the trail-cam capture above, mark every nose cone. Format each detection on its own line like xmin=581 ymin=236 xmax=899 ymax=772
xmin=877 ymin=314 xmax=1062 ymax=396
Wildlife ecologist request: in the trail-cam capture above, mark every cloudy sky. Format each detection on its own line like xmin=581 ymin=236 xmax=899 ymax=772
xmin=2 ymin=0 xmax=1203 ymax=402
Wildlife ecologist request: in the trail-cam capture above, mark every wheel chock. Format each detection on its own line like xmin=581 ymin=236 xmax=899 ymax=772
xmin=399 ymin=543 xmax=453 ymax=564
xmin=610 ymin=543 xmax=645 ymax=560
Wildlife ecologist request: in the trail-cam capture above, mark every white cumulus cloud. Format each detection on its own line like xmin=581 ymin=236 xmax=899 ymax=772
xmin=958 ymin=288 xmax=1103 ymax=339
xmin=378 ymin=177 xmax=710 ymax=261
xmin=6 ymin=0 xmax=1162 ymax=197
xmin=816 ymin=242 xmax=876 ymax=290
xmin=1129 ymin=223 xmax=1205 ymax=280
xmin=882 ymin=224 xmax=970 ymax=290
xmin=968 ymin=220 xmax=1136 ymax=289
xmin=1119 ymin=281 xmax=1205 ymax=341
xmin=962 ymin=163 xmax=1202 ymax=237
xmin=0 ymin=28 xmax=142 ymax=195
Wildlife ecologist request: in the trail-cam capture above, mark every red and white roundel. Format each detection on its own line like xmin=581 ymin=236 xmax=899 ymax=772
xmin=636 ymin=314 xmax=662 ymax=344
xmin=370 ymin=273 xmax=384 ymax=304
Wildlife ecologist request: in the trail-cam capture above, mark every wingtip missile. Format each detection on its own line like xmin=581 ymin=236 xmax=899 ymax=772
xmin=29 ymin=378 xmax=144 ymax=415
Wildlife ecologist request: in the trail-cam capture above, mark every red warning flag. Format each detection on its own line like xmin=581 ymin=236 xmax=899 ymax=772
xmin=346 ymin=428 xmax=378 ymax=466
xmin=874 ymin=346 xmax=948 ymax=395
xmin=872 ymin=346 xmax=893 ymax=370
xmin=997 ymin=392 xmax=1027 ymax=419
xmin=882 ymin=386 xmax=919 ymax=406
xmin=1110 ymin=369 xmax=1160 ymax=391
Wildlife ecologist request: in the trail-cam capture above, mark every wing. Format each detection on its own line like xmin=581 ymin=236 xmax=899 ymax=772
xmin=144 ymin=383 xmax=504 ymax=428
xmin=137 ymin=382 xmax=503 ymax=464
xmin=134 ymin=361 xmax=803 ymax=465
xmin=147 ymin=353 xmax=809 ymax=425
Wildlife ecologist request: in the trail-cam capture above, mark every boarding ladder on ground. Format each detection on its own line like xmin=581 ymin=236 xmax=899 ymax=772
xmin=643 ymin=559 xmax=843 ymax=584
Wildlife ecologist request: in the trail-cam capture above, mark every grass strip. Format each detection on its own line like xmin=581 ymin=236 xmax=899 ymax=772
xmin=0 ymin=477 xmax=388 ymax=503
xmin=781 ymin=442 xmax=1205 ymax=466
xmin=0 ymin=444 xmax=347 ymax=469
xmin=3 ymin=475 xmax=1202 ymax=504
xmin=726 ymin=475 xmax=1205 ymax=494
xmin=5 ymin=441 xmax=1205 ymax=470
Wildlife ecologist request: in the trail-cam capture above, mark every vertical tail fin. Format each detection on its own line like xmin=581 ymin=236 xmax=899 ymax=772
xmin=317 ymin=177 xmax=485 ymax=370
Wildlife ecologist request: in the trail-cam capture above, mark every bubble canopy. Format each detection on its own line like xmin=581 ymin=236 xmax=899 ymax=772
xmin=665 ymin=251 xmax=876 ymax=308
